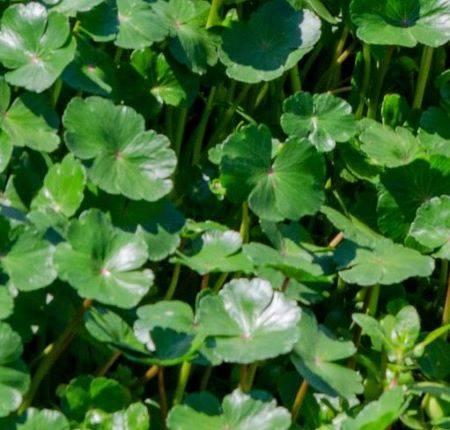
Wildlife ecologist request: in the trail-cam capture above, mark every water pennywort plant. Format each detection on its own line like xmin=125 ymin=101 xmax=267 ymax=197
xmin=0 ymin=0 xmax=449 ymax=428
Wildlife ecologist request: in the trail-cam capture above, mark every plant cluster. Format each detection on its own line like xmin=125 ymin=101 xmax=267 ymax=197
xmin=0 ymin=0 xmax=449 ymax=429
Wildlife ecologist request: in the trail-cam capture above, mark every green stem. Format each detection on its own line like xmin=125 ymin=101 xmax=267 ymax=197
xmin=291 ymin=380 xmax=309 ymax=421
xmin=51 ymin=79 xmax=63 ymax=108
xmin=206 ymin=0 xmax=224 ymax=28
xmin=209 ymin=84 xmax=251 ymax=146
xmin=355 ymin=43 xmax=372 ymax=119
xmin=19 ymin=299 xmax=93 ymax=413
xmin=173 ymin=361 xmax=192 ymax=405
xmin=158 ymin=368 xmax=168 ymax=428
xmin=367 ymin=46 xmax=394 ymax=119
xmin=165 ymin=264 xmax=181 ymax=300
xmin=191 ymin=87 xmax=217 ymax=165
xmin=239 ymin=363 xmax=258 ymax=392
xmin=289 ymin=66 xmax=302 ymax=93
xmin=213 ymin=272 xmax=228 ymax=293
xmin=165 ymin=106 xmax=175 ymax=144
xmin=174 ymin=107 xmax=188 ymax=157
xmin=114 ymin=47 xmax=123 ymax=63
xmin=367 ymin=284 xmax=380 ymax=317
xmin=413 ymin=46 xmax=434 ymax=109
xmin=254 ymin=82 xmax=269 ymax=109
xmin=325 ymin=26 xmax=349 ymax=89
xmin=239 ymin=201 xmax=250 ymax=243
xmin=200 ymin=366 xmax=212 ymax=391
xmin=443 ymin=272 xmax=450 ymax=326
xmin=96 ymin=351 xmax=121 ymax=377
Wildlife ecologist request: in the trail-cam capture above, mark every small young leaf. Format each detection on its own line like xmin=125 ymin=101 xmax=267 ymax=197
xmin=282 ymin=92 xmax=357 ymax=152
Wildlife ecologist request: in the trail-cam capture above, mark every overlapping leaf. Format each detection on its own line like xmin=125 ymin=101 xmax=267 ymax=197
xmin=291 ymin=310 xmax=362 ymax=399
xmin=172 ymin=230 xmax=253 ymax=275
xmin=351 ymin=0 xmax=450 ymax=47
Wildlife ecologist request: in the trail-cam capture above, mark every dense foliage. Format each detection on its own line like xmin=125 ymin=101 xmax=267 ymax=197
xmin=0 ymin=0 xmax=449 ymax=428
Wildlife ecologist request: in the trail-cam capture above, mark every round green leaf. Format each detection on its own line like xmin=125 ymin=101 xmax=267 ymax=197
xmin=359 ymin=120 xmax=423 ymax=167
xmin=351 ymin=0 xmax=450 ymax=47
xmin=334 ymin=239 xmax=435 ymax=286
xmin=409 ymin=196 xmax=450 ymax=259
xmin=219 ymin=0 xmax=320 ymax=83
xmin=1 ymin=227 xmax=57 ymax=292
xmin=0 ymin=322 xmax=30 ymax=417
xmin=151 ymin=0 xmax=218 ymax=74
xmin=197 ymin=278 xmax=300 ymax=363
xmin=0 ymin=2 xmax=76 ymax=92
xmin=377 ymin=156 xmax=450 ymax=241
xmin=82 ymin=403 xmax=149 ymax=430
xmin=291 ymin=310 xmax=363 ymax=399
xmin=172 ymin=230 xmax=253 ymax=275
xmin=219 ymin=125 xmax=326 ymax=221
xmin=55 ymin=209 xmax=154 ymax=308
xmin=4 ymin=408 xmax=70 ymax=430
xmin=60 ymin=375 xmax=130 ymax=422
xmin=281 ymin=92 xmax=357 ymax=152
xmin=1 ymin=93 xmax=60 ymax=153
xmin=63 ymin=96 xmax=176 ymax=201
xmin=167 ymin=389 xmax=291 ymax=430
